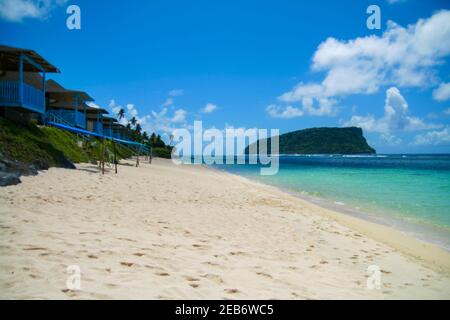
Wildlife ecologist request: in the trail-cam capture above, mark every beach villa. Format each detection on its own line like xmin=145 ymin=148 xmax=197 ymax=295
xmin=0 ymin=44 xmax=144 ymax=148
xmin=85 ymin=105 xmax=108 ymax=135
xmin=112 ymin=122 xmax=126 ymax=140
xmin=102 ymin=116 xmax=117 ymax=138
xmin=45 ymin=79 xmax=95 ymax=129
xmin=0 ymin=45 xmax=59 ymax=119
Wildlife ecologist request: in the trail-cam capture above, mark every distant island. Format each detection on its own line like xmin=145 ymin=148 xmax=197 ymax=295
xmin=245 ymin=127 xmax=376 ymax=155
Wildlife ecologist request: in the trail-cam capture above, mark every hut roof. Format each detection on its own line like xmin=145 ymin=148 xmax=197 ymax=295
xmin=112 ymin=122 xmax=125 ymax=129
xmin=82 ymin=103 xmax=108 ymax=115
xmin=0 ymin=45 xmax=59 ymax=73
xmin=46 ymin=79 xmax=94 ymax=101
xmin=102 ymin=116 xmax=118 ymax=124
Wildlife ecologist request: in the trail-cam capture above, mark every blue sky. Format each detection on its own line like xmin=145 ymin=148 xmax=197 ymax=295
xmin=1 ymin=0 xmax=450 ymax=153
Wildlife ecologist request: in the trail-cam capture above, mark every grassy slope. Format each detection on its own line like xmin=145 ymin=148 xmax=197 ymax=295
xmin=0 ymin=118 xmax=134 ymax=171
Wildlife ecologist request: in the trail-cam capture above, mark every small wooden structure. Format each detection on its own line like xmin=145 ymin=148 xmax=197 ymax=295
xmin=0 ymin=45 xmax=59 ymax=115
xmin=45 ymin=79 xmax=94 ymax=129
xmin=112 ymin=122 xmax=127 ymax=140
xmin=102 ymin=116 xmax=117 ymax=137
xmin=85 ymin=104 xmax=109 ymax=134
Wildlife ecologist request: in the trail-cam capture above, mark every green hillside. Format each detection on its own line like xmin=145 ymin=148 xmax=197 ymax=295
xmin=245 ymin=127 xmax=376 ymax=155
xmin=0 ymin=118 xmax=133 ymax=186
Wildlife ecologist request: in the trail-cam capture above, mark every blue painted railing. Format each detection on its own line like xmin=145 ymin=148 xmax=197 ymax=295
xmin=46 ymin=109 xmax=86 ymax=129
xmin=103 ymin=127 xmax=113 ymax=137
xmin=93 ymin=121 xmax=103 ymax=134
xmin=0 ymin=80 xmax=45 ymax=113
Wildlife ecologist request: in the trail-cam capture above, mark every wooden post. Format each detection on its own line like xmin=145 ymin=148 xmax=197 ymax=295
xmin=136 ymin=146 xmax=140 ymax=167
xmin=113 ymin=141 xmax=117 ymax=174
xmin=101 ymin=139 xmax=105 ymax=175
xmin=42 ymin=71 xmax=46 ymax=114
xmin=19 ymin=54 xmax=23 ymax=105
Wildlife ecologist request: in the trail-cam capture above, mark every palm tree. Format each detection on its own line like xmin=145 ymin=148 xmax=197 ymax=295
xmin=135 ymin=123 xmax=142 ymax=134
xmin=117 ymin=108 xmax=125 ymax=120
xmin=130 ymin=116 xmax=137 ymax=127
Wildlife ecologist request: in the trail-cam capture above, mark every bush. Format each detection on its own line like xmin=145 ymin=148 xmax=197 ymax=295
xmin=152 ymin=147 xmax=172 ymax=159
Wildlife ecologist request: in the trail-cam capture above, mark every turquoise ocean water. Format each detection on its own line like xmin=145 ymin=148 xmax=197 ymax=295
xmin=212 ymin=154 xmax=450 ymax=250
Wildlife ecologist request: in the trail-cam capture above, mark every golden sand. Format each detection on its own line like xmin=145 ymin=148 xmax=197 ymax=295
xmin=0 ymin=159 xmax=449 ymax=299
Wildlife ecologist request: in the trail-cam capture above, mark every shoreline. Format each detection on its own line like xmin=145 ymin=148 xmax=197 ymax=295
xmin=210 ymin=165 xmax=450 ymax=274
xmin=0 ymin=158 xmax=449 ymax=299
xmin=214 ymin=166 xmax=450 ymax=253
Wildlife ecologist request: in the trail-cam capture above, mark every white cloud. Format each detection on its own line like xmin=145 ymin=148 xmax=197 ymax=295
xmin=278 ymin=10 xmax=450 ymax=111
xmin=433 ymin=82 xmax=450 ymax=102
xmin=201 ymin=103 xmax=217 ymax=114
xmin=148 ymin=106 xmax=189 ymax=133
xmin=0 ymin=0 xmax=67 ymax=22
xmin=108 ymin=97 xmax=190 ymax=136
xmin=171 ymin=109 xmax=187 ymax=123
xmin=108 ymin=100 xmax=149 ymax=126
xmin=109 ymin=99 xmax=123 ymax=122
xmin=86 ymin=101 xmax=100 ymax=109
xmin=162 ymin=97 xmax=174 ymax=107
xmin=302 ymin=96 xmax=337 ymax=116
xmin=381 ymin=133 xmax=402 ymax=146
xmin=344 ymin=87 xmax=441 ymax=133
xmin=444 ymin=108 xmax=450 ymax=115
xmin=413 ymin=127 xmax=450 ymax=146
xmin=168 ymin=89 xmax=184 ymax=97
xmin=387 ymin=0 xmax=406 ymax=4
xmin=266 ymin=104 xmax=303 ymax=119
xmin=267 ymin=93 xmax=337 ymax=118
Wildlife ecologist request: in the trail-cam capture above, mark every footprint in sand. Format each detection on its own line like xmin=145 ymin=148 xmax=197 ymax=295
xmin=23 ymin=247 xmax=47 ymax=251
xmin=133 ymin=252 xmax=145 ymax=257
xmin=202 ymin=273 xmax=224 ymax=285
xmin=184 ymin=276 xmax=200 ymax=282
xmin=192 ymin=244 xmax=208 ymax=249
xmin=229 ymin=251 xmax=246 ymax=256
xmin=203 ymin=261 xmax=220 ymax=267
xmin=120 ymin=262 xmax=135 ymax=267
xmin=224 ymin=288 xmax=239 ymax=294
xmin=61 ymin=289 xmax=78 ymax=297
xmin=256 ymin=272 xmax=273 ymax=279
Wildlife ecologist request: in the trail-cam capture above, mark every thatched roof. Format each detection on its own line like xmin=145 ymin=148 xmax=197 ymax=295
xmin=46 ymin=79 xmax=94 ymax=101
xmin=0 ymin=45 xmax=59 ymax=73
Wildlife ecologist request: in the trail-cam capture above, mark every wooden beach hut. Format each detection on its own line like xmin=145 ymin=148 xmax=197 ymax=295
xmin=112 ymin=122 xmax=127 ymax=140
xmin=85 ymin=104 xmax=109 ymax=134
xmin=102 ymin=116 xmax=117 ymax=138
xmin=45 ymin=79 xmax=94 ymax=129
xmin=0 ymin=45 xmax=59 ymax=119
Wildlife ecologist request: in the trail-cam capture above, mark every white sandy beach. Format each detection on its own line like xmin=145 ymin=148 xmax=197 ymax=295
xmin=0 ymin=158 xmax=449 ymax=299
